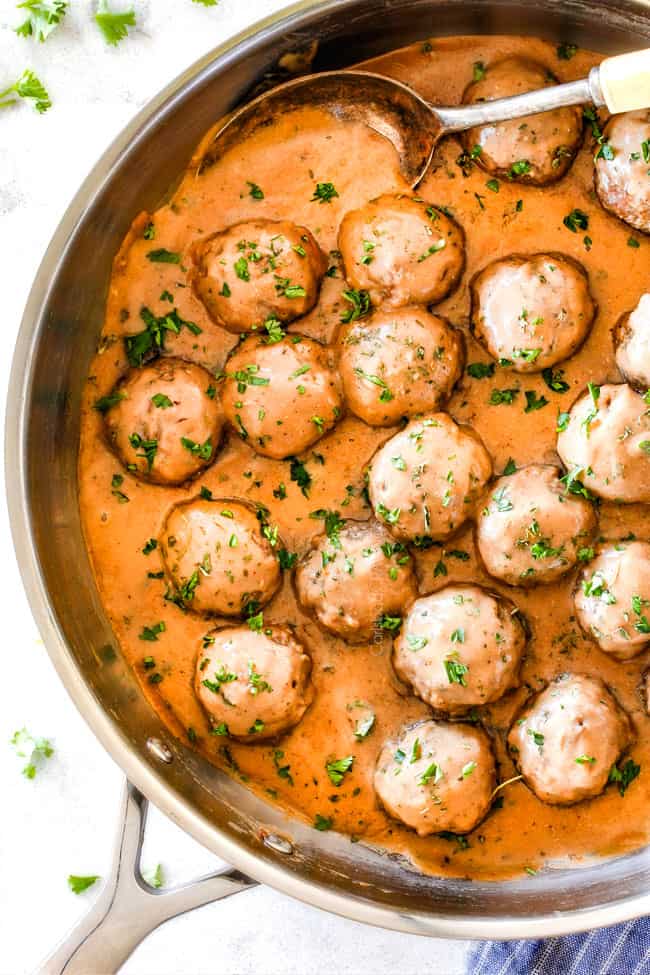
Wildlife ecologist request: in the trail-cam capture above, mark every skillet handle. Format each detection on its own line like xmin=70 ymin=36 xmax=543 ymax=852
xmin=35 ymin=781 xmax=257 ymax=975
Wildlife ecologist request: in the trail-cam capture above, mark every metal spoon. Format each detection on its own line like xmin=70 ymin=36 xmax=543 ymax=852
xmin=198 ymin=48 xmax=650 ymax=184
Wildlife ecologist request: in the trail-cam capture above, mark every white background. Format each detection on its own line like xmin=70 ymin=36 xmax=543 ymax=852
xmin=0 ymin=2 xmax=469 ymax=972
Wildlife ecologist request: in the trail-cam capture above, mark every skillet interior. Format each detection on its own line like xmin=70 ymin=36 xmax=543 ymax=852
xmin=7 ymin=0 xmax=650 ymax=939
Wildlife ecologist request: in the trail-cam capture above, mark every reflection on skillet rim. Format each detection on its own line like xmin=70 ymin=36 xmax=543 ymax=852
xmin=6 ymin=0 xmax=650 ymax=941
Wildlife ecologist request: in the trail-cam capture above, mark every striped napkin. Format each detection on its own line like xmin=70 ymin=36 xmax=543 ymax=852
xmin=467 ymin=918 xmax=650 ymax=974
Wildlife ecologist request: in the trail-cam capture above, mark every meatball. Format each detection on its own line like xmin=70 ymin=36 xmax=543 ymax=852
xmin=294 ymin=519 xmax=417 ymax=643
xmin=614 ymin=293 xmax=650 ymax=389
xmin=574 ymin=541 xmax=650 ymax=660
xmin=557 ymin=383 xmax=650 ymax=503
xmin=594 ymin=110 xmax=650 ymax=234
xmin=160 ymin=498 xmax=281 ymax=616
xmin=337 ymin=306 xmax=464 ymax=427
xmin=192 ymin=219 xmax=327 ymax=333
xmin=393 ymin=585 xmax=526 ymax=715
xmin=475 ymin=465 xmax=597 ymax=588
xmin=470 ymin=253 xmax=596 ymax=372
xmin=220 ymin=334 xmax=343 ymax=459
xmin=461 ymin=57 xmax=583 ymax=185
xmin=338 ymin=194 xmax=465 ymax=308
xmin=196 ymin=625 xmax=312 ymax=741
xmin=507 ymin=674 xmax=633 ymax=805
xmin=368 ymin=413 xmax=492 ymax=544
xmin=374 ymin=720 xmax=496 ymax=835
xmin=103 ymin=358 xmax=224 ymax=485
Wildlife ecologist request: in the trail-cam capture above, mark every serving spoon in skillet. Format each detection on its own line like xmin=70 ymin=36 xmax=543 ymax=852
xmin=199 ymin=47 xmax=650 ymax=184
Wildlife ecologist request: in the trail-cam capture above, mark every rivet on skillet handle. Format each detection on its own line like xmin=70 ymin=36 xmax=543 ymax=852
xmin=34 ymin=781 xmax=257 ymax=975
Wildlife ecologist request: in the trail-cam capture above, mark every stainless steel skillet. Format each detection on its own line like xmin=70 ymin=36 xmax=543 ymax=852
xmin=6 ymin=1 xmax=650 ymax=972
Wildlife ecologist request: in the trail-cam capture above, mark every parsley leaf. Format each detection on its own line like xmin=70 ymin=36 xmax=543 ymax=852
xmin=68 ymin=875 xmax=100 ymax=895
xmin=326 ymin=755 xmax=354 ymax=786
xmin=15 ymin=0 xmax=67 ymax=42
xmin=95 ymin=0 xmax=136 ymax=45
xmin=10 ymin=727 xmax=54 ymax=778
xmin=0 ymin=69 xmax=51 ymax=113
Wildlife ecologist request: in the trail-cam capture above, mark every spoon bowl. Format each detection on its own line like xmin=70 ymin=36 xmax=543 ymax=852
xmin=198 ymin=49 xmax=650 ymax=186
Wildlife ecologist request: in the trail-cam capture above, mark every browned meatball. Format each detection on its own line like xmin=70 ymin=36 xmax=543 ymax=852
xmin=160 ymin=498 xmax=281 ymax=616
xmin=337 ymin=306 xmax=464 ymax=427
xmin=368 ymin=413 xmax=492 ymax=544
xmin=594 ymin=110 xmax=650 ymax=234
xmin=196 ymin=625 xmax=312 ymax=741
xmin=574 ymin=541 xmax=650 ymax=660
xmin=461 ymin=57 xmax=583 ymax=185
xmin=102 ymin=358 xmax=224 ymax=485
xmin=476 ymin=465 xmax=597 ymax=588
xmin=614 ymin=293 xmax=650 ymax=389
xmin=338 ymin=194 xmax=465 ymax=308
xmin=220 ymin=334 xmax=343 ymax=459
xmin=557 ymin=383 xmax=650 ymax=503
xmin=374 ymin=720 xmax=496 ymax=835
xmin=192 ymin=219 xmax=327 ymax=333
xmin=294 ymin=519 xmax=417 ymax=643
xmin=508 ymin=674 xmax=633 ymax=805
xmin=470 ymin=253 xmax=596 ymax=372
xmin=393 ymin=585 xmax=526 ymax=715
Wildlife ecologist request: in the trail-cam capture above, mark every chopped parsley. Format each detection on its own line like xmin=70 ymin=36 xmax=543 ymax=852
xmin=151 ymin=392 xmax=173 ymax=408
xmin=325 ymin=755 xmax=354 ymax=786
xmin=95 ymin=0 xmax=135 ymax=44
xmin=340 ymin=289 xmax=371 ymax=323
xmin=0 ymin=68 xmax=51 ymax=113
xmin=68 ymin=875 xmax=100 ymax=895
xmin=139 ymin=621 xmax=165 ymax=642
xmin=608 ymin=758 xmax=641 ymax=796
xmin=563 ymin=208 xmax=589 ymax=233
xmin=542 ymin=368 xmax=570 ymax=394
xmin=15 ymin=0 xmax=68 ymax=43
xmin=93 ymin=391 xmax=126 ymax=413
xmin=289 ymin=456 xmax=312 ymax=497
xmin=524 ymin=391 xmax=549 ymax=413
xmin=10 ymin=728 xmax=53 ymax=778
xmin=146 ymin=248 xmax=180 ymax=264
xmin=311 ymin=182 xmax=339 ymax=204
xmin=467 ymin=362 xmax=495 ymax=379
xmin=247 ymin=181 xmax=264 ymax=199
xmin=314 ymin=814 xmax=333 ymax=830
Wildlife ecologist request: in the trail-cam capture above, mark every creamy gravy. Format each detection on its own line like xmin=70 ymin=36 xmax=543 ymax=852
xmin=79 ymin=34 xmax=650 ymax=880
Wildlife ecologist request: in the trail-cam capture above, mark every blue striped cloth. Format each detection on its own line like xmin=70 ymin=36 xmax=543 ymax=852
xmin=467 ymin=918 xmax=650 ymax=974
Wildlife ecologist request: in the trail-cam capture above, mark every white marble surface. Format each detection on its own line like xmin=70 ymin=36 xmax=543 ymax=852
xmin=0 ymin=2 xmax=470 ymax=972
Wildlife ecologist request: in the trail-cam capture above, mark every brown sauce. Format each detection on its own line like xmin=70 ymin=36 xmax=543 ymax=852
xmin=79 ymin=34 xmax=650 ymax=880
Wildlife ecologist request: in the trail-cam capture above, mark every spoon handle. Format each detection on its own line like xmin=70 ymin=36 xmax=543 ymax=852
xmin=437 ymin=48 xmax=650 ymax=134
xmin=600 ymin=48 xmax=650 ymax=113
xmin=437 ymin=72 xmax=601 ymax=133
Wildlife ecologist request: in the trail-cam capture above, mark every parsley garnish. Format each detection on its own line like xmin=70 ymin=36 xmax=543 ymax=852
xmin=180 ymin=436 xmax=213 ymax=461
xmin=15 ymin=0 xmax=67 ymax=42
xmin=93 ymin=391 xmax=125 ymax=413
xmin=147 ymin=248 xmax=180 ymax=264
xmin=68 ymin=875 xmax=100 ymax=895
xmin=542 ymin=368 xmax=570 ymax=394
xmin=311 ymin=181 xmax=339 ymax=203
xmin=10 ymin=728 xmax=53 ymax=778
xmin=289 ymin=457 xmax=312 ymax=497
xmin=563 ymin=208 xmax=589 ymax=233
xmin=557 ymin=41 xmax=578 ymax=59
xmin=467 ymin=362 xmax=495 ymax=379
xmin=608 ymin=758 xmax=641 ymax=796
xmin=0 ymin=69 xmax=51 ymax=113
xmin=524 ymin=391 xmax=549 ymax=413
xmin=314 ymin=814 xmax=333 ymax=830
xmin=326 ymin=755 xmax=354 ymax=786
xmin=95 ymin=0 xmax=135 ymax=45
xmin=340 ymin=289 xmax=371 ymax=323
